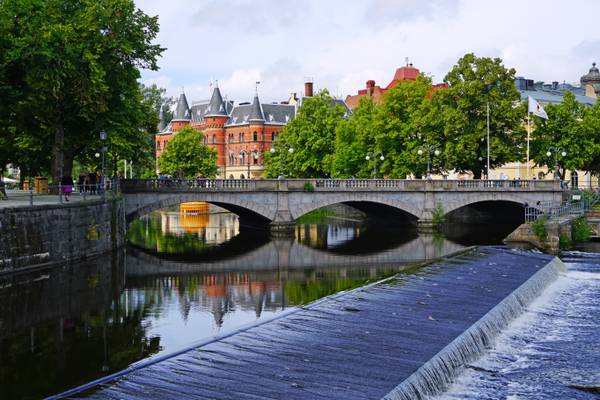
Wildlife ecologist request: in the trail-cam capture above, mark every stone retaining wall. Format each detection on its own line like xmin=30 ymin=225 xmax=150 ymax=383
xmin=0 ymin=198 xmax=125 ymax=271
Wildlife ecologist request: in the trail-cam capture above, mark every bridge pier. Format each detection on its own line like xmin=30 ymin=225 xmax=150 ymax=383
xmin=270 ymin=210 xmax=295 ymax=237
xmin=417 ymin=219 xmax=435 ymax=233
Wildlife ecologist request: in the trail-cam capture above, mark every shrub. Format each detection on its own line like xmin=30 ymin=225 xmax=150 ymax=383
xmin=303 ymin=182 xmax=315 ymax=192
xmin=431 ymin=203 xmax=445 ymax=227
xmin=559 ymin=232 xmax=572 ymax=250
xmin=572 ymin=216 xmax=592 ymax=242
xmin=532 ymin=216 xmax=547 ymax=241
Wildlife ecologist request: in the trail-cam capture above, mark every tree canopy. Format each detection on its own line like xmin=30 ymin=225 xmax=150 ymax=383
xmin=264 ymin=90 xmax=347 ymax=178
xmin=432 ymin=53 xmax=526 ymax=178
xmin=0 ymin=0 xmax=164 ymax=182
xmin=531 ymin=91 xmax=599 ymax=179
xmin=158 ymin=126 xmax=218 ymax=178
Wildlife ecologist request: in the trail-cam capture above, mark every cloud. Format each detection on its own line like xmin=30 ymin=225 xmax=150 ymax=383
xmin=136 ymin=0 xmax=600 ymax=103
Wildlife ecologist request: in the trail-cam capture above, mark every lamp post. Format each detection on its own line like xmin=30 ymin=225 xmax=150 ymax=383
xmin=417 ymin=146 xmax=440 ymax=179
xmin=546 ymin=147 xmax=566 ymax=180
xmin=100 ymin=130 xmax=107 ymax=197
xmin=365 ymin=152 xmax=384 ymax=179
xmin=270 ymin=144 xmax=294 ymax=179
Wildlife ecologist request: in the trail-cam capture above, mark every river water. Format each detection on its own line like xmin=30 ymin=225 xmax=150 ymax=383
xmin=0 ymin=204 xmax=597 ymax=399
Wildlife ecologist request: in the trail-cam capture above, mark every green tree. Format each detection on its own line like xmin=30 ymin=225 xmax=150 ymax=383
xmin=0 ymin=0 xmax=164 ymax=183
xmin=530 ymin=91 xmax=587 ymax=179
xmin=330 ymin=75 xmax=438 ymax=178
xmin=574 ymin=99 xmax=600 ymax=177
xmin=158 ymin=126 xmax=218 ymax=178
xmin=330 ymin=97 xmax=379 ymax=178
xmin=433 ymin=53 xmax=526 ymax=178
xmin=374 ymin=75 xmax=437 ymax=178
xmin=265 ymin=90 xmax=346 ymax=178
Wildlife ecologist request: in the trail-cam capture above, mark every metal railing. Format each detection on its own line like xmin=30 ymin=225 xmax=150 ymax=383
xmin=524 ymin=190 xmax=600 ymax=222
xmin=120 ymin=178 xmax=564 ymax=193
xmin=0 ymin=181 xmax=118 ymax=207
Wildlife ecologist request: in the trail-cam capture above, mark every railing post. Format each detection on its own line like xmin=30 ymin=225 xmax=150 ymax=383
xmin=29 ymin=179 xmax=33 ymax=206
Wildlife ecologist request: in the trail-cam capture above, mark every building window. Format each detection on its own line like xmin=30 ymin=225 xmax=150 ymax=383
xmin=157 ymin=141 xmax=161 ymax=150
xmin=272 ymin=132 xmax=278 ymax=141
xmin=229 ymin=151 xmax=235 ymax=165
xmin=252 ymin=151 xmax=259 ymax=164
xmin=571 ymin=171 xmax=578 ymax=189
xmin=240 ymin=151 xmax=246 ymax=165
xmin=212 ymin=134 xmax=217 ymax=144
xmin=253 ymin=131 xmax=257 ymax=141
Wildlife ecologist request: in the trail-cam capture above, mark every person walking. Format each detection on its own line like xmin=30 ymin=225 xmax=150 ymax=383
xmin=88 ymin=171 xmax=97 ymax=194
xmin=60 ymin=175 xmax=74 ymax=202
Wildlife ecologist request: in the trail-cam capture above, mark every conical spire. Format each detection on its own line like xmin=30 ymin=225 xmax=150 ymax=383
xmin=249 ymin=84 xmax=264 ymax=122
xmin=173 ymin=89 xmax=191 ymax=121
xmin=206 ymin=81 xmax=228 ymax=117
xmin=157 ymin=105 xmax=166 ymax=132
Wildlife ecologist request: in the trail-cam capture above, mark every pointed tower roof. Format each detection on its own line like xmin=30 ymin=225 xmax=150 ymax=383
xmin=173 ymin=90 xmax=191 ymax=121
xmin=157 ymin=105 xmax=166 ymax=132
xmin=206 ymin=82 xmax=228 ymax=117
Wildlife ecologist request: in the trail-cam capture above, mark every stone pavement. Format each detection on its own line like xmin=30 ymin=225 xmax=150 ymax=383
xmin=0 ymin=190 xmax=103 ymax=209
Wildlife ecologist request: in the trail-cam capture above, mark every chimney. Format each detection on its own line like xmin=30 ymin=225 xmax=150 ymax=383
xmin=366 ymin=80 xmax=376 ymax=96
xmin=304 ymin=78 xmax=313 ymax=97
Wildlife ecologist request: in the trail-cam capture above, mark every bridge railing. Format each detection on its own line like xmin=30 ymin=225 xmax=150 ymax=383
xmin=120 ymin=178 xmax=563 ymax=193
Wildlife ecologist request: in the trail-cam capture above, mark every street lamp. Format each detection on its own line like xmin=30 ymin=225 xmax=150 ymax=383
xmin=546 ymin=147 xmax=566 ymax=180
xmin=417 ymin=146 xmax=440 ymax=179
xmin=270 ymin=144 xmax=294 ymax=179
xmin=100 ymin=130 xmax=107 ymax=197
xmin=365 ymin=152 xmax=384 ymax=179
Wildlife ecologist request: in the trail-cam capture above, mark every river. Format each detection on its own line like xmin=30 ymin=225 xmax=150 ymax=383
xmin=0 ymin=204 xmax=597 ymax=399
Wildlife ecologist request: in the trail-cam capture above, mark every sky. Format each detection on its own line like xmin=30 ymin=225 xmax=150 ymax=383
xmin=135 ymin=0 xmax=600 ymax=104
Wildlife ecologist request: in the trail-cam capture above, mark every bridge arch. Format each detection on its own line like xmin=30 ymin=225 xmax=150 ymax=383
xmin=439 ymin=192 xmax=548 ymax=216
xmin=290 ymin=193 xmax=421 ymax=222
xmin=123 ymin=192 xmax=277 ymax=225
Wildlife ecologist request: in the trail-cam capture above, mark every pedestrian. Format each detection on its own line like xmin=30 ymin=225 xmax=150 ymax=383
xmin=78 ymin=172 xmax=86 ymax=193
xmin=0 ymin=178 xmax=7 ymax=200
xmin=60 ymin=174 xmax=74 ymax=202
xmin=88 ymin=171 xmax=97 ymax=194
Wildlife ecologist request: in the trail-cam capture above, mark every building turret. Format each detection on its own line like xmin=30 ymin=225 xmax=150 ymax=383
xmin=248 ymin=92 xmax=265 ymax=123
xmin=581 ymin=62 xmax=600 ymax=98
xmin=171 ymin=90 xmax=191 ymax=131
xmin=206 ymin=82 xmax=228 ymax=117
xmin=157 ymin=105 xmax=166 ymax=132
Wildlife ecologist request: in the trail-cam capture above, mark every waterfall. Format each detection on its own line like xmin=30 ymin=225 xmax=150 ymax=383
xmin=382 ymin=257 xmax=565 ymax=400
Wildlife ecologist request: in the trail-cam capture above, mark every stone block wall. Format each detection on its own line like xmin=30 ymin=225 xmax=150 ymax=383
xmin=0 ymin=198 xmax=125 ymax=271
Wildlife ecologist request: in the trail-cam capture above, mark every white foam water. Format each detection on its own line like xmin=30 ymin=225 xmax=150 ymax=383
xmin=435 ymin=259 xmax=600 ymax=400
xmin=383 ymin=258 xmax=566 ymax=400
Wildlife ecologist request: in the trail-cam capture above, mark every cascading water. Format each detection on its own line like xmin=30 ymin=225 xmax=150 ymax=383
xmin=383 ymin=257 xmax=565 ymax=400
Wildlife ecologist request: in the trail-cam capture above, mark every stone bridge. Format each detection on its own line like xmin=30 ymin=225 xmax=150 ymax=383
xmin=120 ymin=179 xmax=565 ymax=232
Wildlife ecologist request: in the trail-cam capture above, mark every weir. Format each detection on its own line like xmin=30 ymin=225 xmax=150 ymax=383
xmin=52 ymin=247 xmax=562 ymax=400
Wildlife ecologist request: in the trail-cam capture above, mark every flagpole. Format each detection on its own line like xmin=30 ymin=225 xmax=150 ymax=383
xmin=487 ymin=102 xmax=490 ymax=180
xmin=526 ymin=112 xmax=531 ymax=180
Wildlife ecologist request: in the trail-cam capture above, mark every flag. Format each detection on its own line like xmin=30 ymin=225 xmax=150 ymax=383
xmin=528 ymin=96 xmax=548 ymax=119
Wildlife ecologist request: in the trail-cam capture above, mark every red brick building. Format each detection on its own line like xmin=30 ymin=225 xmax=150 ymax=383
xmin=156 ymin=84 xmax=299 ymax=179
xmin=345 ymin=62 xmax=447 ymax=109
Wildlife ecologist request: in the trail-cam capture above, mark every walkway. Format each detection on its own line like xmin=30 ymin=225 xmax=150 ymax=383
xmin=58 ymin=247 xmax=554 ymax=399
xmin=0 ymin=190 xmax=103 ymax=209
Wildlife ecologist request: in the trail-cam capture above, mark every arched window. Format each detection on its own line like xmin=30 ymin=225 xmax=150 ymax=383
xmin=571 ymin=171 xmax=578 ymax=189
xmin=212 ymin=134 xmax=217 ymax=144
xmin=228 ymin=151 xmax=235 ymax=165
xmin=252 ymin=150 xmax=259 ymax=165
xmin=253 ymin=131 xmax=257 ymax=141
xmin=240 ymin=151 xmax=246 ymax=165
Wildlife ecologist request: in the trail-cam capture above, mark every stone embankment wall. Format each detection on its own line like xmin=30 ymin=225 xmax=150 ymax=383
xmin=0 ymin=199 xmax=125 ymax=271
xmin=505 ymin=219 xmax=572 ymax=254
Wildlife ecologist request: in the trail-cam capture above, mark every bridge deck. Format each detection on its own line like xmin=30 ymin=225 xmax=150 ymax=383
xmin=68 ymin=248 xmax=553 ymax=400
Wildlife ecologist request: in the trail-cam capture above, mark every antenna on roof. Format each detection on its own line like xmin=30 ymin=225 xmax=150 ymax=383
xmin=215 ymin=79 xmax=219 ymax=88
xmin=405 ymin=57 xmax=409 ymax=66
xmin=181 ymin=86 xmax=185 ymax=94
xmin=255 ymin=81 xmax=260 ymax=95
